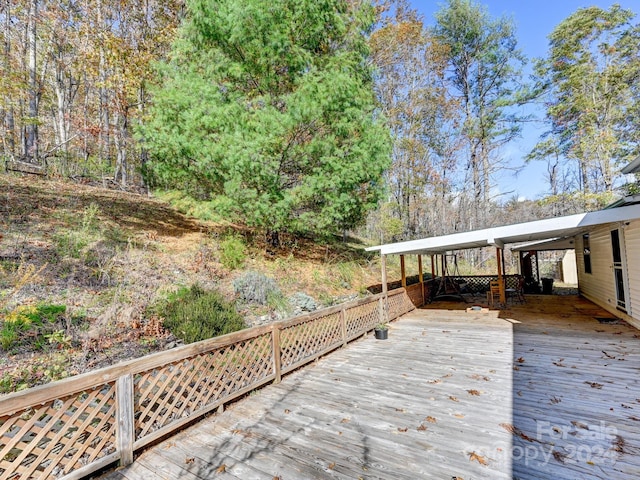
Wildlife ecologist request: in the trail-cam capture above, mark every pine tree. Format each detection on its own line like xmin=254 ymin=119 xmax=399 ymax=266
xmin=141 ymin=0 xmax=391 ymax=245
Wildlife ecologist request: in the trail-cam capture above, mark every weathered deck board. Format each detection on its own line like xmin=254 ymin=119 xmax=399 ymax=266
xmin=98 ymin=295 xmax=640 ymax=480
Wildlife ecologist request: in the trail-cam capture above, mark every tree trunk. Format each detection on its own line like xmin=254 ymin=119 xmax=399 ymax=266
xmin=138 ymin=84 xmax=150 ymax=194
xmin=114 ymin=110 xmax=128 ymax=186
xmin=53 ymin=58 xmax=69 ymax=166
xmin=25 ymin=0 xmax=38 ymax=163
xmin=266 ymin=230 xmax=280 ymax=251
xmin=2 ymin=0 xmax=15 ymax=159
xmin=97 ymin=0 xmax=110 ymax=165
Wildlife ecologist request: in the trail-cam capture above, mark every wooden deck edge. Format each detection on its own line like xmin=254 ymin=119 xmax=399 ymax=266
xmin=580 ymin=292 xmax=640 ymax=330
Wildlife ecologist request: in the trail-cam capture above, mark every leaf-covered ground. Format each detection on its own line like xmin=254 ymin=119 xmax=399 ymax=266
xmin=0 ymin=173 xmax=384 ymax=392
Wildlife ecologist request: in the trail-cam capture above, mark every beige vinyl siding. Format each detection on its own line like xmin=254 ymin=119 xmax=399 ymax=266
xmin=578 ymin=226 xmax=615 ymax=306
xmin=624 ymin=220 xmax=640 ymax=323
xmin=577 ymin=220 xmax=640 ymax=329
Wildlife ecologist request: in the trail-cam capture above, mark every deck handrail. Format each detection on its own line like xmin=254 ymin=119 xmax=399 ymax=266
xmin=0 ymin=288 xmax=415 ymax=480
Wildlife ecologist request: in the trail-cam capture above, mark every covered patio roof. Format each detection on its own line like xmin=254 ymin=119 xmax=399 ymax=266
xmin=366 ymin=203 xmax=640 ymax=256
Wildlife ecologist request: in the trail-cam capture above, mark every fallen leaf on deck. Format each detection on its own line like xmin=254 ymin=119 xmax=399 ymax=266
xmin=185 ymin=457 xmax=194 ymax=464
xmin=328 ymin=462 xmax=336 ymax=470
xmin=553 ymin=450 xmax=566 ymax=463
xmin=449 ymin=396 xmax=459 ymax=402
xmin=500 ymin=423 xmax=516 ymax=434
xmin=550 ymin=396 xmax=562 ymax=404
xmin=417 ymin=424 xmax=428 ymax=431
xmin=454 ymin=413 xmax=465 ymax=419
xmin=571 ymin=420 xmax=588 ymax=429
xmin=467 ymin=389 xmax=481 ymax=396
xmin=216 ymin=464 xmax=226 ymax=473
xmin=284 ymin=409 xmax=291 ymax=414
xmin=499 ymin=423 xmax=535 ymax=442
xmin=517 ymin=357 xmax=525 ymax=363
xmin=426 ymin=416 xmax=437 ymax=423
xmin=427 ymin=379 xmax=442 ymax=384
xmin=398 ymin=427 xmax=408 ymax=432
xmin=395 ymin=408 xmax=406 ymax=412
xmin=585 ymin=381 xmax=603 ymax=389
xmin=613 ymin=436 xmax=626 ymax=453
xmin=468 ymin=452 xmax=488 ymax=465
xmin=341 ymin=418 xmax=350 ymax=423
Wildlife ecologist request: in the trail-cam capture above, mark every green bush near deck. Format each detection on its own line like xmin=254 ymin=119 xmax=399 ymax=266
xmin=219 ymin=235 xmax=246 ymax=270
xmin=156 ymin=285 xmax=245 ymax=344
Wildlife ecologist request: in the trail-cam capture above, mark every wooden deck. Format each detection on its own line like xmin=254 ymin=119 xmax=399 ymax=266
xmin=99 ymin=295 xmax=640 ymax=479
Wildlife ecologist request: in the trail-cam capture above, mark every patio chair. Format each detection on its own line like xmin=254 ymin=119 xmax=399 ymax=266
xmin=487 ymin=280 xmax=501 ymax=307
xmin=506 ymin=276 xmax=526 ymax=304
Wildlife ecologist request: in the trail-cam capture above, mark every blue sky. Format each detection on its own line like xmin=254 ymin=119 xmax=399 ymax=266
xmin=409 ymin=1 xmax=638 ymax=200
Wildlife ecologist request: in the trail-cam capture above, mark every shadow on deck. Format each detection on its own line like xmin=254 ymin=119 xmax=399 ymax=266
xmin=99 ymin=295 xmax=640 ymax=479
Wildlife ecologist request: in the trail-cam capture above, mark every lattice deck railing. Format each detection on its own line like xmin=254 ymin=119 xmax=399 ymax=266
xmin=452 ymin=274 xmax=520 ymax=294
xmin=0 ymin=289 xmax=414 ymax=480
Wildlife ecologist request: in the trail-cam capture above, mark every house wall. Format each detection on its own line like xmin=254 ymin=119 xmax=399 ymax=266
xmin=577 ymin=219 xmax=640 ymax=329
xmin=561 ymin=250 xmax=577 ymax=284
xmin=625 ymin=220 xmax=640 ymax=325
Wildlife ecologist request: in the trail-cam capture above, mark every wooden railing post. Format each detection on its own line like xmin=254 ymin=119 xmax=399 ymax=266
xmin=116 ymin=374 xmax=134 ymax=466
xmin=272 ymin=325 xmax=282 ymax=384
xmin=378 ymin=297 xmax=386 ymax=324
xmin=341 ymin=306 xmax=347 ymax=347
xmin=418 ymin=255 xmax=424 ymax=307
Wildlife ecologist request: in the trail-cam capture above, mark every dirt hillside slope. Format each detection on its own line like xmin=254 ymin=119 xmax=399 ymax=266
xmin=0 ymin=173 xmax=381 ymax=391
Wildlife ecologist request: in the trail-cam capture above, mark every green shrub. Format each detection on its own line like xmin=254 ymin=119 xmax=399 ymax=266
xmin=81 ymin=203 xmax=100 ymax=232
xmin=336 ymin=261 xmax=357 ymax=288
xmin=220 ymin=235 xmax=246 ymax=270
xmin=233 ymin=271 xmax=281 ymax=305
xmin=0 ymin=323 xmax=19 ymax=351
xmin=0 ymin=303 xmax=68 ymax=352
xmin=53 ymin=230 xmax=89 ymax=258
xmin=156 ymin=285 xmax=245 ymax=344
xmin=53 ymin=203 xmax=104 ymax=259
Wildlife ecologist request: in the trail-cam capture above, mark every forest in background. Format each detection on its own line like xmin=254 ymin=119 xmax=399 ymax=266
xmin=1 ymin=0 xmax=639 ymax=390
xmin=1 ymin=0 xmax=639 ymax=252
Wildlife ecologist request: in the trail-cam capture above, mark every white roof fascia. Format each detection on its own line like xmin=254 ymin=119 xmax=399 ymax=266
xmin=511 ymin=237 xmax=576 ymax=251
xmin=366 ymin=203 xmax=640 ymax=256
xmin=621 ymin=156 xmax=640 ymax=174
